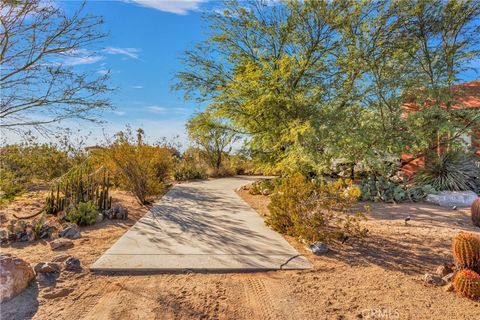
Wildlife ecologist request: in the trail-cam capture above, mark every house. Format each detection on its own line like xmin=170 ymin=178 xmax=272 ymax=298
xmin=401 ymin=80 xmax=480 ymax=178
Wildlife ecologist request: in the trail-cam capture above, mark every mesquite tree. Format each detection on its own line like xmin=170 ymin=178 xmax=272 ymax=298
xmin=174 ymin=0 xmax=480 ymax=175
xmin=0 ymin=0 xmax=111 ymax=134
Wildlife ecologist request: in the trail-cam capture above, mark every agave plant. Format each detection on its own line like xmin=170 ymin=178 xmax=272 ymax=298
xmin=414 ymin=151 xmax=480 ymax=192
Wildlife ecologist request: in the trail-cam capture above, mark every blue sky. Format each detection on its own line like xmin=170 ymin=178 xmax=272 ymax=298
xmin=4 ymin=0 xmax=478 ymax=146
xmin=57 ymin=0 xmax=214 ymax=145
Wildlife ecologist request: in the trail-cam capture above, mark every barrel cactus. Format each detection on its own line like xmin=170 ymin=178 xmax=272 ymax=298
xmin=453 ymin=269 xmax=480 ymax=300
xmin=452 ymin=232 xmax=480 ymax=269
xmin=472 ymin=198 xmax=480 ymax=228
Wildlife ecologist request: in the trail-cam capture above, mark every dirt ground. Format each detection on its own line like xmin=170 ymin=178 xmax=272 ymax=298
xmin=1 ymin=186 xmax=480 ymax=320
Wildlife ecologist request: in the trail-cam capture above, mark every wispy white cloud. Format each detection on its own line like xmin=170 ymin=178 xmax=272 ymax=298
xmin=146 ymin=106 xmax=190 ymax=115
xmin=60 ymin=49 xmax=103 ymax=66
xmin=132 ymin=85 xmax=143 ymax=89
xmin=112 ymin=110 xmax=126 ymax=116
xmin=64 ymin=55 xmax=103 ymax=66
xmin=97 ymin=69 xmax=109 ymax=76
xmin=124 ymin=0 xmax=205 ymax=15
xmin=147 ymin=106 xmax=167 ymax=113
xmin=103 ymin=47 xmax=141 ymax=60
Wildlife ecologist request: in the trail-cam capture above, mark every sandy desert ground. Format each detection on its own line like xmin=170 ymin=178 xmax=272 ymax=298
xmin=1 ymin=185 xmax=480 ymax=320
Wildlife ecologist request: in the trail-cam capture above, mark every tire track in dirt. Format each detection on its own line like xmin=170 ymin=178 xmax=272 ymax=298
xmin=67 ymin=276 xmax=115 ymax=320
xmin=245 ymin=278 xmax=281 ymax=320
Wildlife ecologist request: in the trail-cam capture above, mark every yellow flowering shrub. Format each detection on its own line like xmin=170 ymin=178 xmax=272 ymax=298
xmin=267 ymin=173 xmax=367 ymax=243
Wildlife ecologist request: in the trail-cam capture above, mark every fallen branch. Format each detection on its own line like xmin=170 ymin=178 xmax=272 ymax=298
xmin=13 ymin=208 xmax=45 ymax=220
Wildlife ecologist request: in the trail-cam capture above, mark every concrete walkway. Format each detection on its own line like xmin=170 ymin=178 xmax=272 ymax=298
xmin=91 ymin=177 xmax=311 ymax=272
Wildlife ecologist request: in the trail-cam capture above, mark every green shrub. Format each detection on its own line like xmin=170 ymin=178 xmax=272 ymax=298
xmin=66 ymin=201 xmax=98 ymax=226
xmin=414 ymin=151 xmax=480 ymax=192
xmin=267 ymin=173 xmax=367 ymax=243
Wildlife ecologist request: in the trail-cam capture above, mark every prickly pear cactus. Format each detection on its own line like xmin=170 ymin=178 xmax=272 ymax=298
xmin=453 ymin=269 xmax=480 ymax=300
xmin=472 ymin=198 xmax=480 ymax=228
xmin=452 ymin=232 xmax=480 ymax=269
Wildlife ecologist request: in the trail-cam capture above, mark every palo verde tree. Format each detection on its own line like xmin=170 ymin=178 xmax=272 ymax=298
xmin=186 ymin=111 xmax=237 ymax=175
xmin=0 ymin=0 xmax=111 ymax=134
xmin=175 ymin=0 xmax=480 ymax=176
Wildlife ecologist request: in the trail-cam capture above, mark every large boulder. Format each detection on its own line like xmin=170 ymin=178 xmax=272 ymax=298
xmin=0 ymin=254 xmax=35 ymax=302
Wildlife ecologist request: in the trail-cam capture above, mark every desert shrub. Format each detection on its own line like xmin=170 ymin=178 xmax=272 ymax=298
xmin=0 ymin=143 xmax=73 ymax=198
xmin=95 ymin=129 xmax=174 ymax=204
xmin=267 ymin=173 xmax=367 ymax=243
xmin=0 ymin=169 xmax=26 ymax=199
xmin=66 ymin=201 xmax=98 ymax=226
xmin=360 ymin=176 xmax=435 ymax=203
xmin=249 ymin=179 xmax=278 ymax=195
xmin=174 ymin=148 xmax=208 ymax=181
xmin=174 ymin=165 xmax=208 ymax=181
xmin=415 ymin=151 xmax=480 ymax=192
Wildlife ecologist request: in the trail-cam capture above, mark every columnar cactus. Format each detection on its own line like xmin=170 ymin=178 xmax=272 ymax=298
xmin=472 ymin=198 xmax=480 ymax=228
xmin=452 ymin=232 xmax=480 ymax=269
xmin=453 ymin=269 xmax=480 ymax=300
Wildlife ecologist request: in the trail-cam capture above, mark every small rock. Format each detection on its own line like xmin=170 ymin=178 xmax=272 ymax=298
xmin=261 ymin=189 xmax=271 ymax=196
xmin=34 ymin=262 xmax=61 ymax=274
xmin=49 ymin=238 xmax=74 ymax=250
xmin=442 ymin=272 xmax=455 ymax=283
xmin=423 ymin=273 xmax=446 ymax=286
xmin=307 ymin=242 xmax=329 ymax=255
xmin=41 ymin=287 xmax=73 ymax=299
xmin=436 ymin=264 xmax=453 ymax=277
xmin=0 ymin=254 xmax=35 ymax=302
xmin=95 ymin=213 xmax=104 ymax=224
xmin=64 ymin=257 xmax=81 ymax=271
xmin=444 ymin=283 xmax=454 ymax=292
xmin=51 ymin=254 xmax=70 ymax=263
xmin=59 ymin=224 xmax=81 ymax=239
xmin=0 ymin=229 xmax=8 ymax=243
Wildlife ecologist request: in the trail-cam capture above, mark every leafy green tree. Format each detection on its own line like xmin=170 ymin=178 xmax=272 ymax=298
xmin=175 ymin=0 xmax=479 ymax=176
xmin=186 ymin=112 xmax=237 ymax=175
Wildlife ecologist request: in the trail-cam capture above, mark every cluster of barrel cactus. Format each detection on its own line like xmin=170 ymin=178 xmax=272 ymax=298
xmin=359 ymin=176 xmax=435 ymax=203
xmin=452 ymin=231 xmax=480 ymax=300
xmin=45 ymin=166 xmax=112 ymax=215
xmin=453 ymin=269 xmax=480 ymax=300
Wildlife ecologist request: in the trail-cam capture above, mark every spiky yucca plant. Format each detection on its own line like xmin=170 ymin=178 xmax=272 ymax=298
xmin=452 ymin=232 xmax=480 ymax=269
xmin=414 ymin=151 xmax=479 ymax=192
xmin=453 ymin=269 xmax=480 ymax=300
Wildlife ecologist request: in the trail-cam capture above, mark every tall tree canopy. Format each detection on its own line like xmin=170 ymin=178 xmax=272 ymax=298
xmin=0 ymin=0 xmax=111 ymax=134
xmin=175 ymin=0 xmax=480 ymax=175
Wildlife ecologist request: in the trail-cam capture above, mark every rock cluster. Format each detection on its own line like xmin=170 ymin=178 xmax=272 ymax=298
xmin=104 ymin=204 xmax=128 ymax=220
xmin=423 ymin=263 xmax=455 ymax=290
